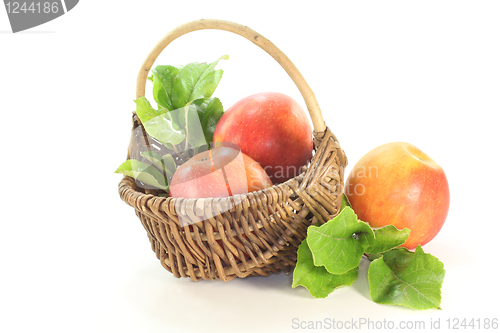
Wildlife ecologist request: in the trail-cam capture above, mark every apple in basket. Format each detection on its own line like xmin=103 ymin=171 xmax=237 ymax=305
xmin=169 ymin=144 xmax=272 ymax=199
xmin=213 ymin=92 xmax=313 ymax=183
xmin=169 ymin=144 xmax=271 ymax=262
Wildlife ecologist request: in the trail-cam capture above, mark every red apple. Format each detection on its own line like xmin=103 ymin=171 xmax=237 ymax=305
xmin=169 ymin=146 xmax=272 ymax=199
xmin=345 ymin=142 xmax=450 ymax=249
xmin=213 ymin=92 xmax=313 ymax=183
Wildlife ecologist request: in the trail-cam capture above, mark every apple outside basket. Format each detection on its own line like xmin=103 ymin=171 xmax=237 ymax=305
xmin=118 ymin=19 xmax=348 ymax=281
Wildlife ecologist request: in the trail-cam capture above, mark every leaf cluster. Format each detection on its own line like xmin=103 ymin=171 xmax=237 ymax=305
xmin=115 ymin=56 xmax=229 ymax=192
xmin=292 ymin=195 xmax=445 ymax=310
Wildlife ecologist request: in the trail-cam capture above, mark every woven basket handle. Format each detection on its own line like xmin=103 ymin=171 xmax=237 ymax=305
xmin=135 ymin=19 xmax=326 ymax=133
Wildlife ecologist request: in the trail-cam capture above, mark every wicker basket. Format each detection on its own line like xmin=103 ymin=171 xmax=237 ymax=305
xmin=118 ymin=19 xmax=347 ymax=281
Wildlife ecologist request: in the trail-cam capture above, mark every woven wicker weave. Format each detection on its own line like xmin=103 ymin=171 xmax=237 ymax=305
xmin=118 ymin=19 xmax=347 ymax=281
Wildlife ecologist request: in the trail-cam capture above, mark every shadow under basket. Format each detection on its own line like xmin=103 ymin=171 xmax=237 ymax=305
xmin=117 ymin=19 xmax=348 ymax=282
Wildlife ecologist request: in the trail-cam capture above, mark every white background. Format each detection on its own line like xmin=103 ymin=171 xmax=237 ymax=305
xmin=1 ymin=1 xmax=499 ymax=332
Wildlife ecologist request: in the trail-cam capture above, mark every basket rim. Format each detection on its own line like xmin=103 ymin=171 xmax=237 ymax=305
xmin=119 ymin=123 xmax=337 ymax=199
xmin=119 ymin=162 xmax=306 ymax=206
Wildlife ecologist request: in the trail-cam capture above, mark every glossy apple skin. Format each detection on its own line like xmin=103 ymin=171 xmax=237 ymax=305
xmin=213 ymin=92 xmax=313 ymax=183
xmin=169 ymin=146 xmax=272 ymax=199
xmin=345 ymin=142 xmax=450 ymax=249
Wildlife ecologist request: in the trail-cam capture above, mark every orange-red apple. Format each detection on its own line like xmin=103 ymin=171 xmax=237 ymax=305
xmin=345 ymin=142 xmax=450 ymax=249
xmin=169 ymin=146 xmax=272 ymax=199
xmin=213 ymin=92 xmax=313 ymax=183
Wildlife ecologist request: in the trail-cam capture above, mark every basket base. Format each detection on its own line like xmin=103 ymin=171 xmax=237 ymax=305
xmin=142 ymin=212 xmax=297 ymax=281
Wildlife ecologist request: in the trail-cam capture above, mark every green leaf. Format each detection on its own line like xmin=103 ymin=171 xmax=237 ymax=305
xmin=170 ymin=105 xmax=187 ymax=132
xmin=165 ymin=107 xmax=184 ymax=132
xmin=140 ymin=150 xmax=165 ymax=172
xmin=135 ymin=97 xmax=185 ymax=147
xmin=152 ymin=74 xmax=171 ymax=111
xmin=200 ymin=97 xmax=224 ymax=144
xmin=161 ymin=153 xmax=177 ymax=178
xmin=152 ymin=65 xmax=181 ymax=111
xmin=361 ymin=226 xmax=411 ymax=255
xmin=140 ymin=151 xmax=177 ymax=180
xmin=115 ymin=159 xmax=168 ymax=190
xmin=185 ymin=103 xmax=208 ymax=149
xmin=134 ymin=96 xmax=163 ymax=123
xmin=367 ymin=253 xmax=383 ymax=261
xmin=368 ymin=245 xmax=445 ymax=310
xmin=340 ymin=193 xmax=352 ymax=211
xmin=185 ymin=97 xmax=224 ymax=145
xmin=307 ymin=207 xmax=374 ymax=275
xmin=292 ymin=240 xmax=358 ymax=298
xmin=135 ymin=58 xmax=227 ymax=155
xmin=171 ymin=55 xmax=228 ymax=109
xmin=145 ymin=114 xmax=185 ymax=146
